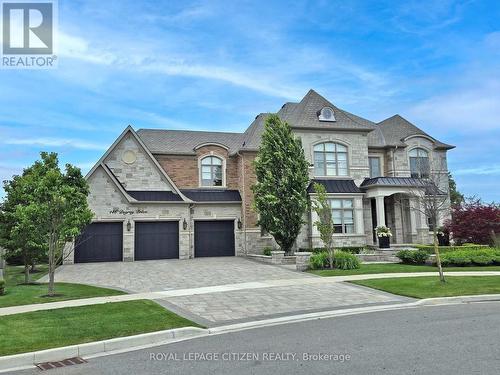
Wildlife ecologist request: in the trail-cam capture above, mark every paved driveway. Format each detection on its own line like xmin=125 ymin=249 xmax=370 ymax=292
xmin=48 ymin=257 xmax=407 ymax=326
xmin=49 ymin=257 xmax=314 ymax=293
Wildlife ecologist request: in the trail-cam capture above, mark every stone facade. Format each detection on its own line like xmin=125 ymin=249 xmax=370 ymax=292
xmin=104 ymin=133 xmax=173 ymax=191
xmin=79 ymin=90 xmax=454 ymax=263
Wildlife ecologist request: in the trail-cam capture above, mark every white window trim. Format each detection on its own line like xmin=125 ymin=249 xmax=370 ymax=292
xmin=311 ymin=140 xmax=350 ymax=178
xmin=329 ymin=198 xmax=355 ymax=235
xmin=198 ymin=152 xmax=226 ymax=188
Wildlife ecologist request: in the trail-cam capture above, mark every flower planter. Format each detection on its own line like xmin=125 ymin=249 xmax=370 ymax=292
xmin=378 ymin=236 xmax=390 ymax=249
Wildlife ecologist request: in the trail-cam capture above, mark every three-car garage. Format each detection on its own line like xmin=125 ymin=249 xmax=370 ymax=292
xmin=74 ymin=219 xmax=236 ymax=263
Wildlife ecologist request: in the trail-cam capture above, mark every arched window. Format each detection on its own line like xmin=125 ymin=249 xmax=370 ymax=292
xmin=318 ymin=107 xmax=336 ymax=122
xmin=409 ymin=148 xmax=430 ymax=178
xmin=313 ymin=142 xmax=348 ymax=176
xmin=201 ymin=156 xmax=223 ymax=186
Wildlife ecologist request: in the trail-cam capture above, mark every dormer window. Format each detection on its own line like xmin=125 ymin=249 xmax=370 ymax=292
xmin=319 ymin=107 xmax=336 ymax=122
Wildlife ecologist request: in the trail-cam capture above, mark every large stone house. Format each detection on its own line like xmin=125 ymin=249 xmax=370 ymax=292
xmin=66 ymin=89 xmax=454 ymax=263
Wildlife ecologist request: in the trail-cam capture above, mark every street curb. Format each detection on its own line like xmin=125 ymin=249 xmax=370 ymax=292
xmin=0 ymin=327 xmax=208 ymax=373
xmin=2 ymin=294 xmax=500 ymax=373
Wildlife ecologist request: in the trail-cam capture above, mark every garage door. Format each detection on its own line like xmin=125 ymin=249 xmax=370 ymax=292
xmin=135 ymin=221 xmax=179 ymax=260
xmin=75 ymin=222 xmax=123 ymax=263
xmin=194 ymin=220 xmax=235 ymax=257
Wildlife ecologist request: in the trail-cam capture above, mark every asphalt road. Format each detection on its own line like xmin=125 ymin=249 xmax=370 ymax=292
xmin=13 ymin=302 xmax=500 ymax=375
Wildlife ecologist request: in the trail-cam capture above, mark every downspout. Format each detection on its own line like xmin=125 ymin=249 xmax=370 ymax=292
xmin=236 ymin=150 xmax=246 ymax=255
xmin=392 ymin=145 xmax=399 ymax=177
xmin=188 ymin=203 xmax=194 ymax=258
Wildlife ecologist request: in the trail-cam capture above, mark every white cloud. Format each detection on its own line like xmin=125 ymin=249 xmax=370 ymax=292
xmin=3 ymin=138 xmax=108 ymax=150
xmin=454 ymin=165 xmax=500 ymax=176
xmin=407 ymin=79 xmax=500 ymax=132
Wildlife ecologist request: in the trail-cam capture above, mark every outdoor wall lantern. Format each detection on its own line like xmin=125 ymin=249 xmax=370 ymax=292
xmin=183 ymin=218 xmax=188 ymax=230
xmin=237 ymin=218 xmax=242 ymax=229
xmin=126 ymin=219 xmax=131 ymax=232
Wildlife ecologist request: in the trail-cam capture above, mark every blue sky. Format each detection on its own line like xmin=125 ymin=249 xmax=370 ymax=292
xmin=1 ymin=0 xmax=499 ymax=201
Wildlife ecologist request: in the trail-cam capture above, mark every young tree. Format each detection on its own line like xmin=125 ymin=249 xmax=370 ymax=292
xmin=0 ymin=174 xmax=47 ymax=283
xmin=10 ymin=153 xmax=93 ymax=295
xmin=311 ymin=182 xmax=335 ymax=268
xmin=252 ymin=114 xmax=310 ymax=254
xmin=400 ymin=171 xmax=450 ymax=283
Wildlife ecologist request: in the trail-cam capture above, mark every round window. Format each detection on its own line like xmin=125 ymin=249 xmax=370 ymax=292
xmin=122 ymin=150 xmax=137 ymax=164
xmin=322 ymin=108 xmax=333 ymax=119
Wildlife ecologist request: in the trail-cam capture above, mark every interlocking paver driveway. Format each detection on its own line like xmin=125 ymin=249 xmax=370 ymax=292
xmin=162 ymin=282 xmax=406 ymax=325
xmin=48 ymin=257 xmax=314 ymax=292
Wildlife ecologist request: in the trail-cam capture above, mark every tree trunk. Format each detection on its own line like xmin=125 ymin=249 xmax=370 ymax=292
xmin=433 ymin=230 xmax=445 ymax=283
xmin=24 ymin=263 xmax=31 ymax=284
xmin=47 ymin=233 xmax=57 ymax=296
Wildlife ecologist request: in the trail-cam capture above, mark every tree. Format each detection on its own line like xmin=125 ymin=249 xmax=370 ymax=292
xmin=252 ymin=114 xmax=310 ymax=254
xmin=448 ymin=172 xmax=464 ymax=207
xmin=311 ymin=182 xmax=335 ymax=268
xmin=445 ymin=197 xmax=500 ymax=245
xmin=7 ymin=152 xmax=93 ymax=295
xmin=398 ymin=169 xmax=450 ymax=283
xmin=0 ymin=173 xmax=48 ymax=283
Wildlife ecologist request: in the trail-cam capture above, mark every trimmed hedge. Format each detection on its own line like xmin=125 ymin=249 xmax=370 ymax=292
xmin=414 ymin=244 xmax=489 ymax=254
xmin=299 ymin=246 xmax=366 ymax=254
xmin=310 ymin=251 xmax=361 ymax=270
xmin=396 ymin=250 xmax=429 ymax=265
xmin=440 ymin=248 xmax=500 ymax=267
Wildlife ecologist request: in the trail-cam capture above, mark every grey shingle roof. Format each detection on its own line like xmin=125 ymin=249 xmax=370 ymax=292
xmin=376 ymin=115 xmax=454 ymax=150
xmin=137 ymin=129 xmax=245 ymax=155
xmin=279 ymin=90 xmax=377 ymax=132
xmin=307 ymin=179 xmax=362 ymax=194
xmin=134 ymin=90 xmax=453 ymax=155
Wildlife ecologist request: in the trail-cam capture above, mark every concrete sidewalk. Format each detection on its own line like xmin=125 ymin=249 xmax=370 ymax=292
xmin=2 ymin=271 xmax=499 ymax=317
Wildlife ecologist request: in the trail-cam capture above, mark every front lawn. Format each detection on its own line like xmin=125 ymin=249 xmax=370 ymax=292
xmin=0 ymin=265 xmax=125 ymax=308
xmin=0 ymin=300 xmax=202 ymax=356
xmin=351 ymin=276 xmax=500 ymax=299
xmin=310 ymin=263 xmax=500 ymax=277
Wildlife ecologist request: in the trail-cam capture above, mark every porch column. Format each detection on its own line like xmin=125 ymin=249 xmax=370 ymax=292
xmin=375 ymin=196 xmax=386 ymax=227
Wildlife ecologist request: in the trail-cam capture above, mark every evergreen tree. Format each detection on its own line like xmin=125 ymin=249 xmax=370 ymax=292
xmin=448 ymin=172 xmax=464 ymax=207
xmin=252 ymin=115 xmax=310 ymax=254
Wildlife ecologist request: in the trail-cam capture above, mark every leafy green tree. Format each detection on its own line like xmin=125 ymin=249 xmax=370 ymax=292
xmin=0 ymin=173 xmax=47 ymax=283
xmin=252 ymin=114 xmax=310 ymax=254
xmin=4 ymin=152 xmax=93 ymax=295
xmin=311 ymin=182 xmax=335 ymax=268
xmin=448 ymin=172 xmax=464 ymax=207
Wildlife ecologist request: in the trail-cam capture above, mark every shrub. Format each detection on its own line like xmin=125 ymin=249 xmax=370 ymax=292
xmin=396 ymin=250 xmax=429 ymax=264
xmin=334 ymin=251 xmax=361 ymax=270
xmin=310 ymin=252 xmax=329 ymax=270
xmin=440 ymin=248 xmax=500 ymax=266
xmin=299 ymin=246 xmax=365 ymax=254
xmin=262 ymin=247 xmax=273 ymax=256
xmin=0 ymin=280 xmax=4 ymax=296
xmin=309 ymin=251 xmax=361 ymax=270
xmin=414 ymin=244 xmax=489 ymax=254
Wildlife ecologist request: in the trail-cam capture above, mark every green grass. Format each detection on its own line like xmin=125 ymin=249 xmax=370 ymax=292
xmin=0 ymin=265 xmax=125 ymax=308
xmin=309 ymin=263 xmax=500 ymax=277
xmin=0 ymin=300 xmax=202 ymax=356
xmin=351 ymin=276 xmax=500 ymax=299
